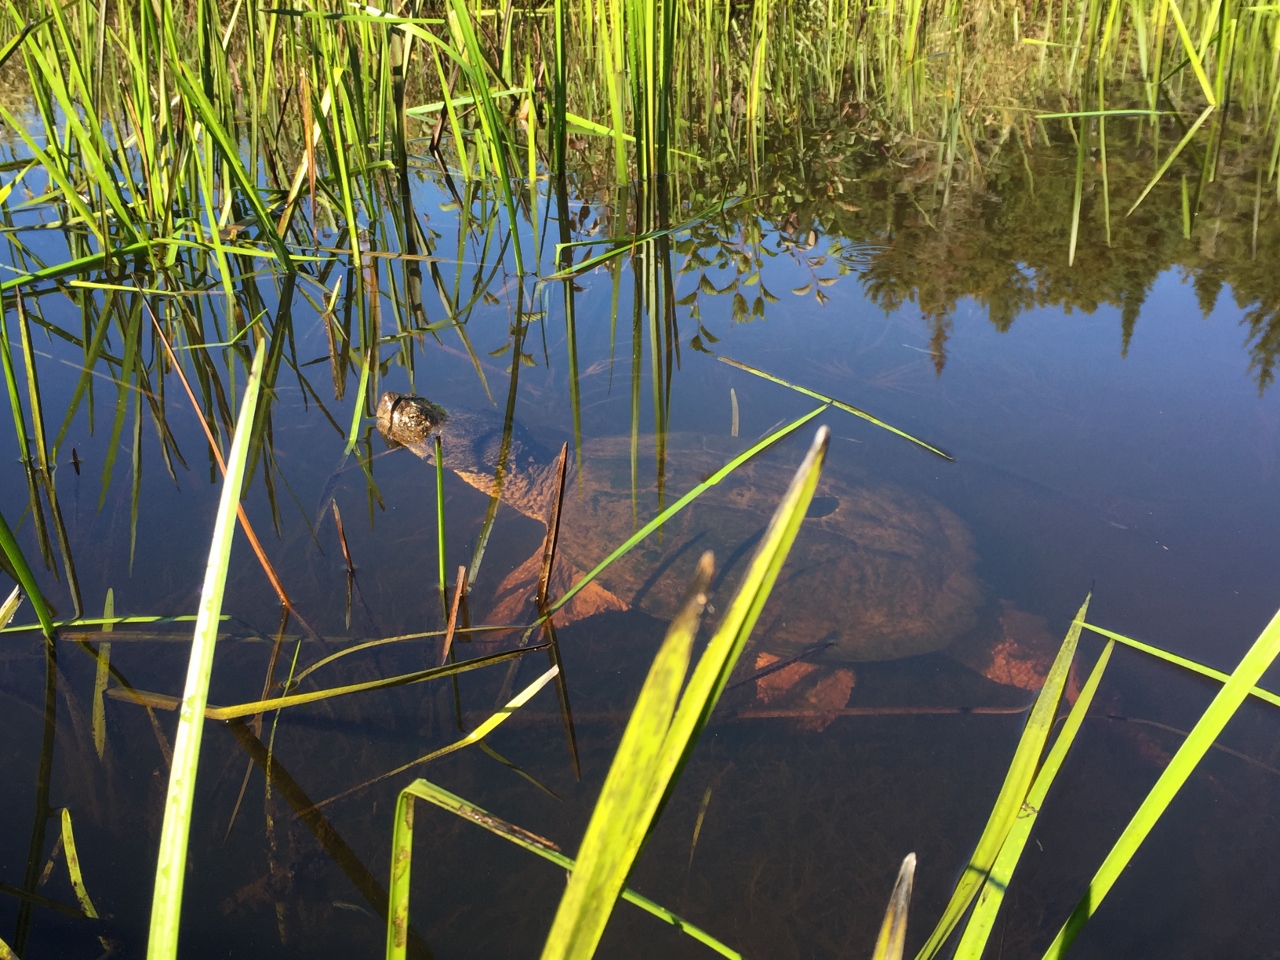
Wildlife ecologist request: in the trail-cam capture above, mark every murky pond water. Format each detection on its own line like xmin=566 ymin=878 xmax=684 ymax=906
xmin=3 ymin=119 xmax=1280 ymax=960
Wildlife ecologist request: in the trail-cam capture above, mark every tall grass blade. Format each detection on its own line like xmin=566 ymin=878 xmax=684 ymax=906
xmin=915 ymin=594 xmax=1090 ymax=960
xmin=953 ymin=638 xmax=1116 ymax=958
xmin=146 ymin=346 xmax=266 ymax=960
xmin=540 ymin=552 xmax=714 ymax=960
xmin=542 ymin=426 xmax=830 ymax=960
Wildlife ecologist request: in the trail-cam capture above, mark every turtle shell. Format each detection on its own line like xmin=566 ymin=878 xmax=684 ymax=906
xmin=553 ymin=434 xmax=983 ymax=662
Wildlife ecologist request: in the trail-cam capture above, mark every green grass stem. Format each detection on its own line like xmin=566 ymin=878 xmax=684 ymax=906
xmin=145 ymin=345 xmax=266 ymax=960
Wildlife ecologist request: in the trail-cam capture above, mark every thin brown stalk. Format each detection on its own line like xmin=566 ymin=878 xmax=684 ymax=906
xmin=441 ymin=565 xmax=467 ymax=665
xmin=537 ymin=442 xmax=570 ymax=609
xmin=331 ymin=500 xmax=355 ymax=575
xmin=146 ymin=304 xmax=323 ymax=644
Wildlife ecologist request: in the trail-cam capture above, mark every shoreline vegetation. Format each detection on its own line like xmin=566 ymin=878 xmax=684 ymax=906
xmin=1 ymin=0 xmax=1280 ymax=958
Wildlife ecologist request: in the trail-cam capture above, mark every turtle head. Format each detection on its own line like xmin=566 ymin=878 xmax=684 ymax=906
xmin=375 ymin=392 xmax=449 ymax=448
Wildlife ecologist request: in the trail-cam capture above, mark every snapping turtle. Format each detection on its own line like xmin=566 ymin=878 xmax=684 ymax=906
xmin=375 ymin=392 xmax=998 ymax=667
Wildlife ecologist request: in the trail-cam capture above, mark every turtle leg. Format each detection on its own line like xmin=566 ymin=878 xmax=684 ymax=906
xmin=947 ymin=599 xmax=1066 ymax=693
xmin=484 ymin=551 xmax=629 ymax=636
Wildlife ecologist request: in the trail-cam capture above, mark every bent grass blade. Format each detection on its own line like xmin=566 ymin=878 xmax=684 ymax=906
xmin=1127 ymin=104 xmax=1216 ymax=215
xmin=914 ymin=593 xmax=1091 ymax=960
xmin=0 ymin=510 xmax=56 ymax=640
xmin=1042 ymin=600 xmax=1280 ymax=959
xmin=146 ymin=346 xmax=266 ymax=960
xmin=386 ymin=778 xmax=744 ymax=960
xmin=715 ymin=356 xmax=953 ymax=460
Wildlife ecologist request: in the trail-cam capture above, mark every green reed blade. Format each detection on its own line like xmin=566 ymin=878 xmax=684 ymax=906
xmin=286 ymin=624 xmax=526 ymax=686
xmin=543 ymin=427 xmax=829 ymax=960
xmin=1042 ymin=598 xmax=1280 ymax=958
xmin=386 ymin=778 xmax=744 ymax=960
xmin=166 ymin=64 xmax=294 ymax=272
xmin=436 ymin=434 xmax=447 ymax=605
xmin=547 ymin=403 xmax=827 ymax=616
xmin=541 ymin=553 xmax=713 ymax=960
xmin=1166 ymin=0 xmax=1218 ymax=104
xmin=871 ymin=854 xmax=917 ymax=960
xmin=915 ymin=594 xmax=1090 ymax=960
xmin=145 ymin=345 xmax=265 ymax=960
xmin=716 ymin=355 xmax=953 ymax=459
xmin=1036 ymin=109 xmax=1167 ymax=117
xmin=1069 ymin=118 xmax=1085 ymax=265
xmin=953 ymin=638 xmax=1116 ymax=959
xmin=49 ymin=291 xmax=116 ymax=464
xmin=649 ymin=425 xmax=829 ymax=805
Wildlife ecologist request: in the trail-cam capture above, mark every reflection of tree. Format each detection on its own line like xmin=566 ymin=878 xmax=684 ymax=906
xmin=670 ymin=109 xmax=1280 ymax=392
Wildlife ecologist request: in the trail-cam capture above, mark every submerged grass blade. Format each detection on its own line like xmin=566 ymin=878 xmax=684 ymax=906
xmin=146 ymin=345 xmax=266 ymax=960
xmin=92 ymin=588 xmax=113 ymax=759
xmin=112 ymin=645 xmax=545 ymax=720
xmin=1042 ymin=601 xmax=1280 ymax=959
xmin=57 ymin=808 xmax=98 ymax=919
xmin=915 ymin=594 xmax=1090 ymax=960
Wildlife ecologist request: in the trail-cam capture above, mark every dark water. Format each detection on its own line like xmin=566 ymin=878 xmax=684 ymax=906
xmin=3 ymin=130 xmax=1280 ymax=960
